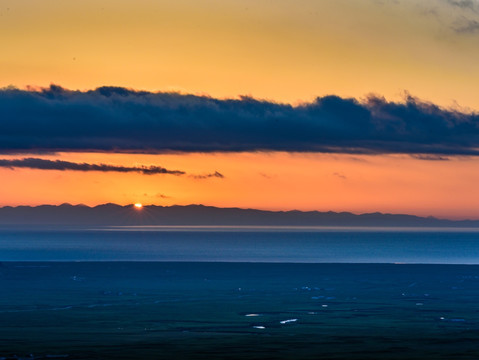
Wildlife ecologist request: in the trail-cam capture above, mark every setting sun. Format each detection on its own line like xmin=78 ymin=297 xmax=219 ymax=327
xmin=134 ymin=203 xmax=143 ymax=209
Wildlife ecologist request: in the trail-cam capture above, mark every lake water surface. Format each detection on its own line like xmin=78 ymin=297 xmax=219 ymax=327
xmin=0 ymin=226 xmax=479 ymax=263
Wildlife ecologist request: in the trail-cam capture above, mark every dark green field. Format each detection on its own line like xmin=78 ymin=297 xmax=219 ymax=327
xmin=1 ymin=262 xmax=479 ymax=359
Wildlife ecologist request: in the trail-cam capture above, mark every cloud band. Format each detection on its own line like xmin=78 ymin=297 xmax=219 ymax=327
xmin=1 ymin=85 xmax=478 ymax=155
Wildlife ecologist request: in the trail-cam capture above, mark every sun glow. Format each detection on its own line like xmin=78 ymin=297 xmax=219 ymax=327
xmin=134 ymin=203 xmax=143 ymax=209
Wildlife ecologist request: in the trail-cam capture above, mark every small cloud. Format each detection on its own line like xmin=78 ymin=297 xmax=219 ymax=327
xmin=452 ymin=18 xmax=479 ymax=33
xmin=446 ymin=0 xmax=476 ymax=10
xmin=142 ymin=193 xmax=171 ymax=199
xmin=259 ymin=172 xmax=275 ymax=179
xmin=345 ymin=156 xmax=369 ymax=163
xmin=410 ymin=154 xmax=450 ymax=161
xmin=333 ymin=172 xmax=347 ymax=179
xmin=190 ymin=171 xmax=225 ymax=180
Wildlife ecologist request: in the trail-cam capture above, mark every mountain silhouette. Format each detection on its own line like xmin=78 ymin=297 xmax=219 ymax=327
xmin=0 ymin=204 xmax=477 ymax=227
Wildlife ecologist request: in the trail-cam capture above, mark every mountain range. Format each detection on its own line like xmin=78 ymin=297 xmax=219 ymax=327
xmin=0 ymin=203 xmax=478 ymax=227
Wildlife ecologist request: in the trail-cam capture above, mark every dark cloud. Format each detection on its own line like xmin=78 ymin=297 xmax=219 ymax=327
xmin=443 ymin=0 xmax=479 ymax=33
xmin=190 ymin=171 xmax=225 ymax=180
xmin=410 ymin=154 xmax=450 ymax=161
xmin=143 ymin=193 xmax=171 ymax=199
xmin=452 ymin=18 xmax=479 ymax=32
xmin=259 ymin=172 xmax=275 ymax=179
xmin=0 ymin=157 xmax=185 ymax=175
xmin=0 ymin=157 xmax=225 ymax=180
xmin=1 ymin=85 xmax=479 ymax=155
xmin=446 ymin=0 xmax=476 ymax=10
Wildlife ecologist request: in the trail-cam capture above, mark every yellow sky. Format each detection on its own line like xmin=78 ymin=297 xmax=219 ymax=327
xmin=1 ymin=0 xmax=479 ymax=108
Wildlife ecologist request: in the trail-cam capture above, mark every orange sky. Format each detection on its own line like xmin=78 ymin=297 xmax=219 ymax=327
xmin=1 ymin=152 xmax=478 ymax=220
xmin=2 ymin=0 xmax=479 ymax=218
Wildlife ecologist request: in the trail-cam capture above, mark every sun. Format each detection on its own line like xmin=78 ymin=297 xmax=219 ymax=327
xmin=134 ymin=203 xmax=143 ymax=209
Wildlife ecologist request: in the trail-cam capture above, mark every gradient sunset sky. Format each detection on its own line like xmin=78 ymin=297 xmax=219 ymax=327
xmin=2 ymin=0 xmax=479 ymax=219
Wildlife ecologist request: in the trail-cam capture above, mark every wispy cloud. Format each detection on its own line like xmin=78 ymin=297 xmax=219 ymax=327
xmin=190 ymin=171 xmax=225 ymax=180
xmin=333 ymin=172 xmax=347 ymax=179
xmin=0 ymin=157 xmax=185 ymax=175
xmin=410 ymin=154 xmax=450 ymax=161
xmin=416 ymin=1 xmax=479 ymax=34
xmin=446 ymin=0 xmax=477 ymax=10
xmin=1 ymin=85 xmax=479 ymax=155
xmin=441 ymin=0 xmax=479 ymax=33
xmin=452 ymin=18 xmax=479 ymax=32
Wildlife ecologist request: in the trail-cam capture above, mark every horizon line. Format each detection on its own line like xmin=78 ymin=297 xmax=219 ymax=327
xmin=1 ymin=202 xmax=478 ymax=222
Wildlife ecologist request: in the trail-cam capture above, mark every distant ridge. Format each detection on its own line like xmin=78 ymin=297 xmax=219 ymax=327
xmin=0 ymin=203 xmax=478 ymax=227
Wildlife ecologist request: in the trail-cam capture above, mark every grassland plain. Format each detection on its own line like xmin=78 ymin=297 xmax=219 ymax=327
xmin=1 ymin=262 xmax=479 ymax=359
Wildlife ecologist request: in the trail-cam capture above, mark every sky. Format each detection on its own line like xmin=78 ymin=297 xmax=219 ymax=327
xmin=1 ymin=0 xmax=479 ymax=219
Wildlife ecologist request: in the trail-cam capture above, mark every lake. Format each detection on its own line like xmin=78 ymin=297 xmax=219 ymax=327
xmin=1 ymin=226 xmax=479 ymax=263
